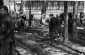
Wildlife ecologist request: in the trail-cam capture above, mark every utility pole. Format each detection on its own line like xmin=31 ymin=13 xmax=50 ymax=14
xmin=72 ymin=1 xmax=78 ymax=39
xmin=63 ymin=1 xmax=68 ymax=44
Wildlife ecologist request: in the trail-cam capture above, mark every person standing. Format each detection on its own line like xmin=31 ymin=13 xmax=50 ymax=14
xmin=55 ymin=15 xmax=62 ymax=37
xmin=68 ymin=13 xmax=73 ymax=38
xmin=48 ymin=14 xmax=57 ymax=42
xmin=80 ymin=12 xmax=84 ymax=26
xmin=0 ymin=5 xmax=15 ymax=55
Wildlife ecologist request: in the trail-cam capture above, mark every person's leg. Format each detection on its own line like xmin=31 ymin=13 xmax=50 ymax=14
xmin=49 ymin=27 xmax=55 ymax=42
xmin=29 ymin=19 xmax=31 ymax=27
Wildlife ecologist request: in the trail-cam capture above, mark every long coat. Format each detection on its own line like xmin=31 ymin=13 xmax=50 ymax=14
xmin=0 ymin=14 xmax=15 ymax=55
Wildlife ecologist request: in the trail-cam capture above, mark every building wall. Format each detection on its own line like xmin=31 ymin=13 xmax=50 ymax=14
xmin=25 ymin=1 xmax=84 ymax=10
xmin=24 ymin=1 xmax=84 ymax=19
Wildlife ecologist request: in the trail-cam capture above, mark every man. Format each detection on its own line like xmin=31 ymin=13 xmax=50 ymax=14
xmin=55 ymin=14 xmax=62 ymax=37
xmin=80 ymin=12 xmax=84 ymax=26
xmin=41 ymin=14 xmax=57 ymax=42
xmin=41 ymin=14 xmax=48 ymax=26
xmin=48 ymin=14 xmax=57 ymax=42
xmin=29 ymin=14 xmax=34 ymax=27
xmin=0 ymin=5 xmax=15 ymax=55
xmin=68 ymin=13 xmax=73 ymax=37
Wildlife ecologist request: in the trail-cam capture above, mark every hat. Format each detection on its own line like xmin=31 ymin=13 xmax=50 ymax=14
xmin=49 ymin=14 xmax=53 ymax=16
xmin=0 ymin=5 xmax=8 ymax=12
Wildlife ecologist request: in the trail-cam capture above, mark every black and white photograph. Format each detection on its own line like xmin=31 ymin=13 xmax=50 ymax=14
xmin=0 ymin=0 xmax=85 ymax=55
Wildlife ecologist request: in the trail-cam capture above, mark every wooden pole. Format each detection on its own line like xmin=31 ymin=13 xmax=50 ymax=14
xmin=63 ymin=1 xmax=68 ymax=44
xmin=72 ymin=1 xmax=78 ymax=39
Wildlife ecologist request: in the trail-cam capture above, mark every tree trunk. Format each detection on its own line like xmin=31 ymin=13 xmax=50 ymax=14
xmin=29 ymin=1 xmax=31 ymax=26
xmin=20 ymin=0 xmax=23 ymax=11
xmin=29 ymin=1 xmax=31 ymax=19
xmin=41 ymin=1 xmax=47 ymax=15
xmin=57 ymin=1 xmax=60 ymax=10
xmin=72 ymin=1 xmax=78 ymax=39
xmin=63 ymin=1 xmax=68 ymax=44
xmin=9 ymin=0 xmax=11 ymax=12
xmin=84 ymin=1 xmax=85 ymax=13
xmin=41 ymin=1 xmax=47 ymax=24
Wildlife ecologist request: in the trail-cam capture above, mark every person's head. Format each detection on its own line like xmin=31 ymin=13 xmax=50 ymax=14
xmin=42 ymin=14 xmax=45 ymax=19
xmin=31 ymin=14 xmax=34 ymax=18
xmin=49 ymin=14 xmax=53 ymax=18
xmin=80 ymin=12 xmax=84 ymax=18
xmin=60 ymin=13 xmax=64 ymax=19
xmin=20 ymin=11 xmax=23 ymax=14
xmin=68 ymin=13 xmax=72 ymax=18
xmin=0 ymin=5 xmax=8 ymax=15
xmin=56 ymin=14 xmax=58 ymax=18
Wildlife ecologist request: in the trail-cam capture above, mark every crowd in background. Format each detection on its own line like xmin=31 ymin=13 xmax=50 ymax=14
xmin=8 ymin=6 xmax=85 ymax=41
xmin=40 ymin=12 xmax=85 ymax=41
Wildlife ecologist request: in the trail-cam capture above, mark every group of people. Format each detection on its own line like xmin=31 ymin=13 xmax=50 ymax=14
xmin=0 ymin=5 xmax=15 ymax=55
xmin=14 ymin=12 xmax=27 ymax=32
xmin=40 ymin=13 xmax=64 ymax=42
xmin=0 ymin=5 xmax=35 ymax=55
xmin=0 ymin=3 xmax=85 ymax=55
xmin=13 ymin=11 xmax=34 ymax=32
xmin=41 ymin=12 xmax=85 ymax=42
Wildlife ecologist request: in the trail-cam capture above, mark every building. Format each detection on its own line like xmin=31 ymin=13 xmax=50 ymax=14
xmin=3 ymin=0 xmax=85 ymax=19
xmin=24 ymin=1 xmax=84 ymax=19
